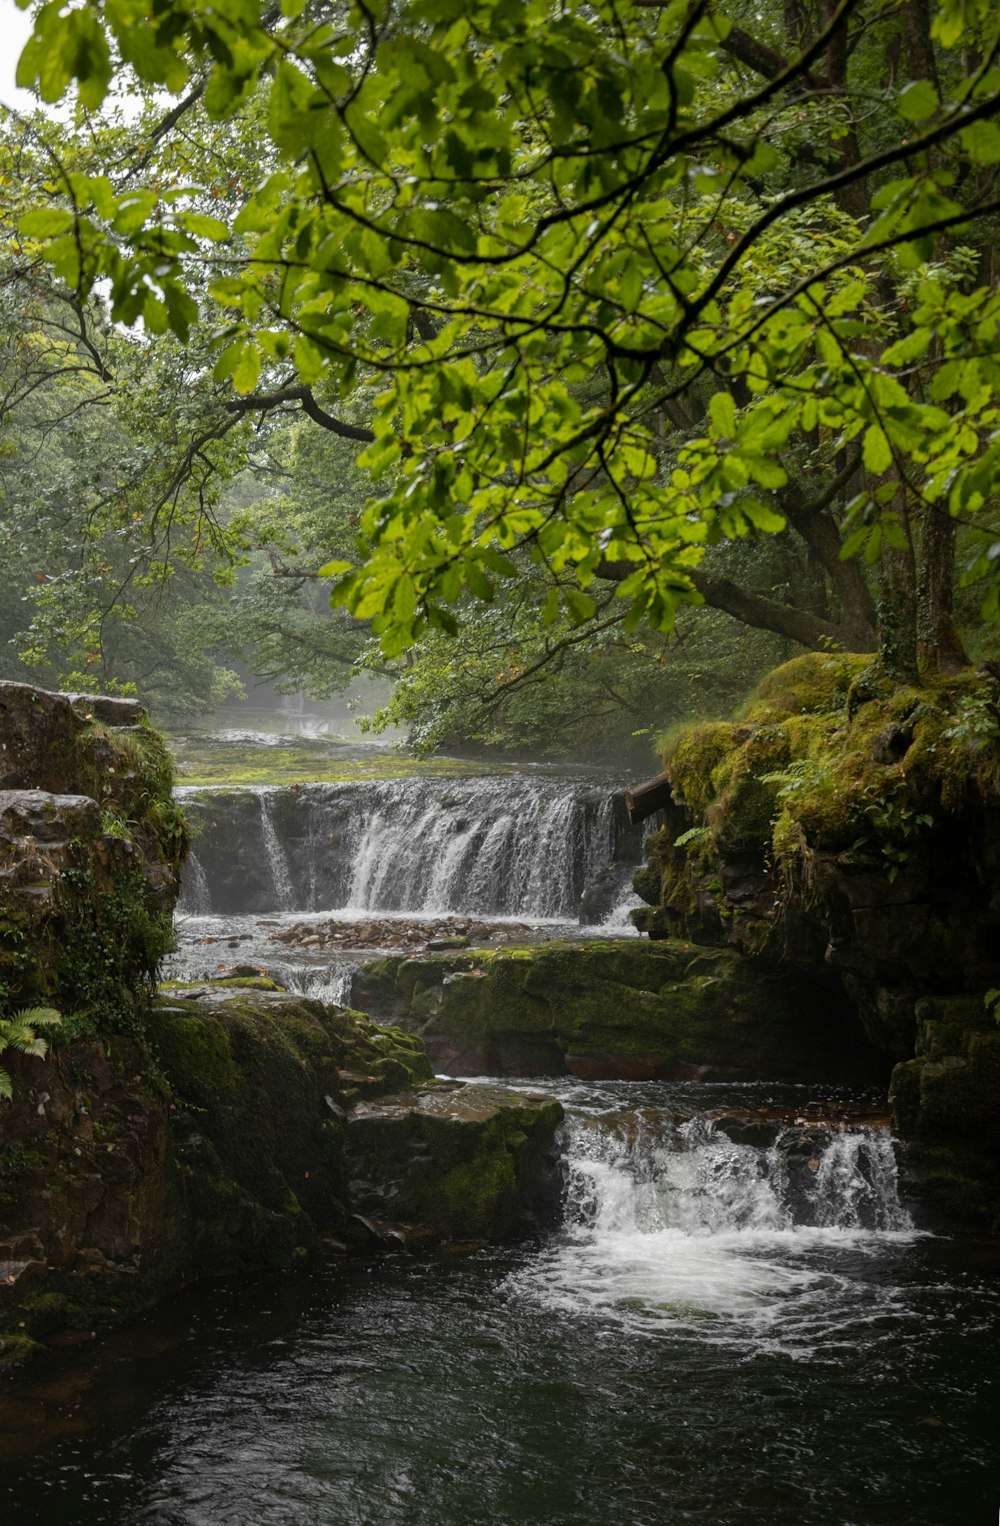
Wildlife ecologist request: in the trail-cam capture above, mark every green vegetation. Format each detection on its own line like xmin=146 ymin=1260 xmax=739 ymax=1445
xmin=660 ymin=653 xmax=1000 ymax=870
xmin=0 ymin=1006 xmax=60 ymax=1100
xmin=1 ymin=0 xmax=999 ymax=755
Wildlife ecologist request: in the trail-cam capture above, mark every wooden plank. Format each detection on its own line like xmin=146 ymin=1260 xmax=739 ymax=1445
xmin=624 ymin=773 xmax=672 ymax=825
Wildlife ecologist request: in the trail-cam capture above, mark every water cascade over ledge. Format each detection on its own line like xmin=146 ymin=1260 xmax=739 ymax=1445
xmin=178 ymin=773 xmax=642 ymax=920
xmin=512 ymin=1091 xmax=918 ymax=1356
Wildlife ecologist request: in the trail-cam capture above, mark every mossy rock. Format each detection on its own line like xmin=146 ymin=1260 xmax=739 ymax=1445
xmin=146 ymin=989 xmax=435 ymax=1271
xmin=351 ymin=938 xmax=883 ymax=1084
xmin=345 ymin=1084 xmax=564 ymax=1240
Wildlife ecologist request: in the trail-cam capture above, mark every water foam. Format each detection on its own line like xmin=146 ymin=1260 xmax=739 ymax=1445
xmin=511 ymin=1110 xmax=918 ymax=1355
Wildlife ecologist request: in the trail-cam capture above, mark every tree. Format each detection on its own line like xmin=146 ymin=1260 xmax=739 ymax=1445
xmin=9 ymin=0 xmax=1000 ymax=688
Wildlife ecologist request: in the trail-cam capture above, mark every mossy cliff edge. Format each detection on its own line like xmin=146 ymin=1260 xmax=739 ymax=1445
xmin=0 ymin=685 xmax=561 ymax=1371
xmin=632 ymin=653 xmax=1000 ymax=1224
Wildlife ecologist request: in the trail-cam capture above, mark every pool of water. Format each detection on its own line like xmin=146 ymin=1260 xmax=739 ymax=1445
xmin=2 ymin=1080 xmax=998 ymax=1526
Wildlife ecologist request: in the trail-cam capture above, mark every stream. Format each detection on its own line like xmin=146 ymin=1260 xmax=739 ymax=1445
xmin=1 ymin=1078 xmax=998 ymax=1524
xmin=3 ymin=730 xmax=999 ymax=1522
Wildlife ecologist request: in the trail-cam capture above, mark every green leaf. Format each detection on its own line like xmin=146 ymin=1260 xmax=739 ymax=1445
xmin=619 ymin=262 xmax=643 ymax=313
xmin=708 ymin=391 xmax=736 ymax=438
xmin=862 ymin=425 xmax=893 ymax=475
xmin=180 ymin=212 xmax=231 ymax=243
xmin=18 ymin=207 xmax=75 ymax=237
xmin=564 ymin=588 xmax=595 ymax=623
xmin=464 ymin=561 xmax=494 ymax=601
xmin=898 ymin=80 xmax=939 ymax=122
xmin=881 ymin=328 xmax=932 ymax=365
xmin=959 ymin=119 xmax=1000 ymax=165
xmin=231 ymin=343 xmax=261 ymax=395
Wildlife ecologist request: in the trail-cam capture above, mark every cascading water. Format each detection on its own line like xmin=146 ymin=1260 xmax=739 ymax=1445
xmin=513 ymin=1099 xmax=917 ymax=1355
xmin=257 ymin=791 xmax=295 ymax=911
xmin=178 ymin=774 xmax=641 ymax=920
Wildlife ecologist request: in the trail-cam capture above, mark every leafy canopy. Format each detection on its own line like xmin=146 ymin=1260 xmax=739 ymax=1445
xmin=12 ymin=0 xmax=1000 ymax=655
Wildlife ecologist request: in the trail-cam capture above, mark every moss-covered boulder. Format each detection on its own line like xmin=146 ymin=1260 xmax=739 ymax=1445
xmin=345 ymin=1084 xmax=564 ymax=1241
xmin=148 ymin=986 xmax=434 ymax=1271
xmin=351 ymin=939 xmax=883 ymax=1083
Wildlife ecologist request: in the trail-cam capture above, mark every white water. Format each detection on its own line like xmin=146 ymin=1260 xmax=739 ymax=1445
xmin=512 ymin=1108 xmax=917 ymax=1356
xmin=179 ymin=775 xmax=641 ymax=922
xmin=258 ymin=793 xmax=295 ymax=911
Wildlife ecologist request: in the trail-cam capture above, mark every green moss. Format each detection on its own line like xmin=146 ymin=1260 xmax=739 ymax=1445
xmin=665 ymin=721 xmax=741 ymax=817
xmin=0 ymin=1333 xmax=44 ymax=1371
xmin=739 ymin=652 xmax=872 ymax=725
xmin=172 ymin=742 xmax=511 ymax=788
xmin=656 ymin=656 xmax=1000 ymax=872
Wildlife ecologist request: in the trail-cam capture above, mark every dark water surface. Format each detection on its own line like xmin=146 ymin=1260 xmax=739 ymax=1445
xmin=2 ymin=1083 xmax=998 ymax=1526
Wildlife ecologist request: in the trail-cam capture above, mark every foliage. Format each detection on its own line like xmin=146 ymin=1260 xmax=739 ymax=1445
xmin=8 ymin=0 xmax=1000 ymax=688
xmin=0 ymin=1005 xmax=61 ymax=1100
xmin=362 ymin=552 xmax=787 ymax=760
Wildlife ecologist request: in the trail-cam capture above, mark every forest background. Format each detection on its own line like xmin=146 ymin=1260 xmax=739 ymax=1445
xmin=1 ymin=0 xmax=998 ymax=765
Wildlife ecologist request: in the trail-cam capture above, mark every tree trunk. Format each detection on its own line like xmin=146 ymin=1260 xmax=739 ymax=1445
xmin=877 ymin=483 xmax=920 ymax=681
xmin=917 ymin=504 xmax=969 ymax=676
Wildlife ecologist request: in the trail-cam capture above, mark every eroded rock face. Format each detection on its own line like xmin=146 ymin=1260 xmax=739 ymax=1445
xmin=0 ymin=985 xmax=564 ymax=1368
xmin=0 ymin=1037 xmax=186 ymax=1366
xmin=351 ymin=940 xmax=884 ymax=1084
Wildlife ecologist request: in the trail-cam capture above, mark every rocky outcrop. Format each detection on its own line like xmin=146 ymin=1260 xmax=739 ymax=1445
xmin=351 ymin=939 xmax=883 ymax=1083
xmin=1 ymin=984 xmax=563 ymax=1368
xmin=0 ymin=681 xmax=186 ymax=1021
xmin=0 ymin=684 xmax=564 ymax=1370
xmin=631 ymin=653 xmax=1000 ymax=1225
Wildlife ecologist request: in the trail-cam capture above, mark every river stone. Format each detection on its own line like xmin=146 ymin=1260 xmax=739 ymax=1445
xmin=345 ymin=1083 xmax=564 ymax=1240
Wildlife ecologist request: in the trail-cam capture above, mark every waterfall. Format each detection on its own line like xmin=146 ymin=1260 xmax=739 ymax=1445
xmin=177 ymin=775 xmax=642 ymax=919
xmin=182 ymin=852 xmax=213 ymax=915
xmin=563 ymin=1112 xmax=912 ymax=1236
xmin=511 ymin=1108 xmax=915 ymax=1351
xmin=258 ymin=791 xmax=295 ymax=911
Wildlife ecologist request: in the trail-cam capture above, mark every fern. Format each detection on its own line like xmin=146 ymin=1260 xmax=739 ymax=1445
xmin=0 ymin=1007 xmax=61 ymax=1101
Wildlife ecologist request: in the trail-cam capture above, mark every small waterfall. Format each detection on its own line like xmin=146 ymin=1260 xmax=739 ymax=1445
xmin=259 ymin=792 xmax=295 ymax=911
xmin=182 ymin=853 xmax=213 ymax=915
xmin=564 ymin=1112 xmax=912 ymax=1236
xmin=279 ymin=962 xmax=355 ymax=1006
xmin=512 ymin=1108 xmax=915 ymax=1350
xmin=177 ymin=775 xmax=643 ymax=919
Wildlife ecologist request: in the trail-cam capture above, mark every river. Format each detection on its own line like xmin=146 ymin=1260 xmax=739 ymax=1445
xmin=2 ymin=725 xmax=998 ymax=1523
